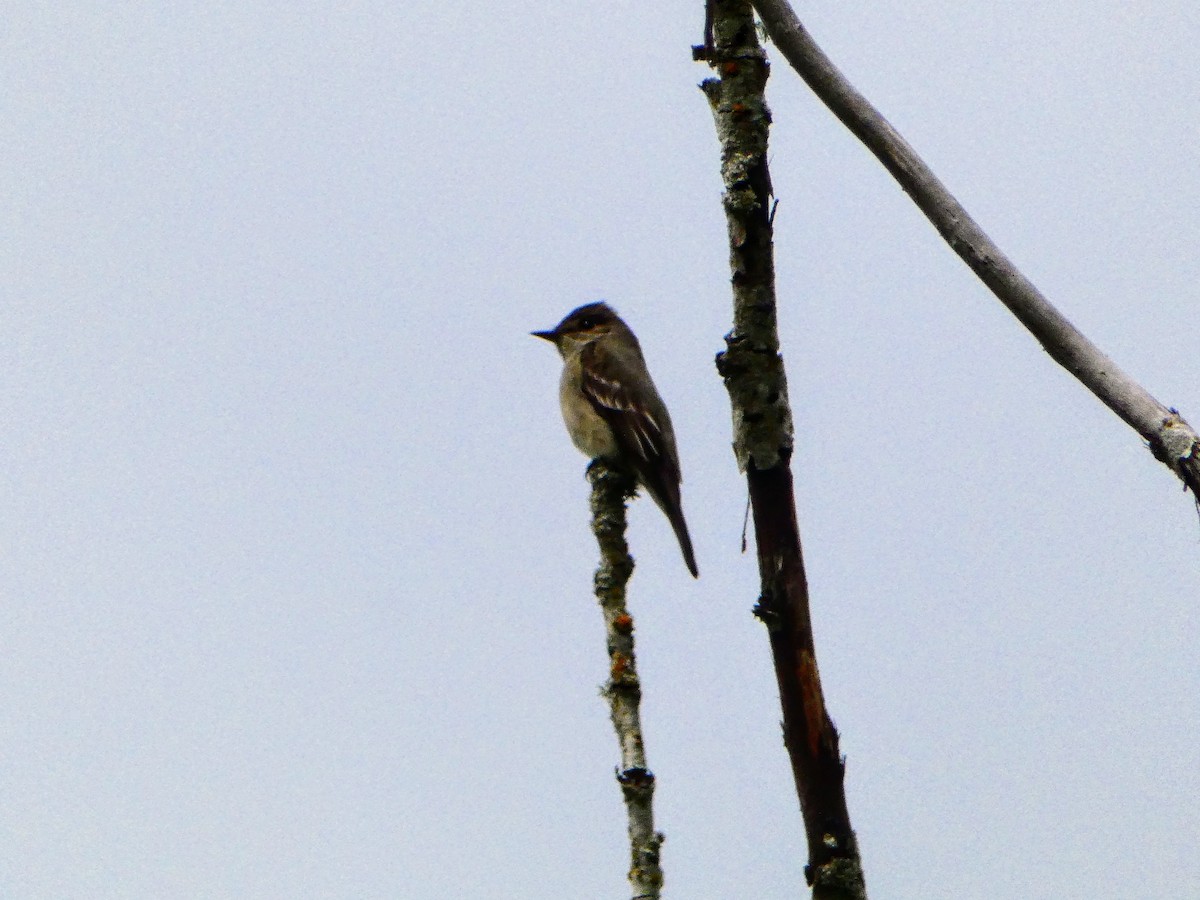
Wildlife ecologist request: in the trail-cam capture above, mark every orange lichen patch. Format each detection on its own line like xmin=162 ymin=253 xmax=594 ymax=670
xmin=799 ymin=650 xmax=826 ymax=757
xmin=612 ymin=613 xmax=634 ymax=634
xmin=722 ymin=61 xmax=740 ymax=76
xmin=611 ymin=652 xmax=631 ymax=680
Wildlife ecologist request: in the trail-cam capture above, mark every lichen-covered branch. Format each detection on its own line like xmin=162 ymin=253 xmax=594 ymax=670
xmin=696 ymin=2 xmax=867 ymax=897
xmin=587 ymin=461 xmax=664 ymax=900
xmin=748 ymin=0 xmax=1200 ymax=502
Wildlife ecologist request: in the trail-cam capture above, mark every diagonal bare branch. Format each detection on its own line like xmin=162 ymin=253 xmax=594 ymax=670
xmin=748 ymin=0 xmax=1200 ymax=502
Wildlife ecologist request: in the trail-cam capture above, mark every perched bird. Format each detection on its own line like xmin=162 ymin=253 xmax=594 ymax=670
xmin=533 ymin=302 xmax=698 ymax=577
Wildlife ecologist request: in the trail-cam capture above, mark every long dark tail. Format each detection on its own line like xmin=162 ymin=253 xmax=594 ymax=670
xmin=644 ymin=477 xmax=698 ymax=578
xmin=668 ymin=505 xmax=699 ymax=578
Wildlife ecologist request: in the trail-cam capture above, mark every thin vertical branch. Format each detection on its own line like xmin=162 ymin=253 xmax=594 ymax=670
xmin=697 ymin=2 xmax=867 ymax=897
xmin=588 ymin=461 xmax=665 ymax=900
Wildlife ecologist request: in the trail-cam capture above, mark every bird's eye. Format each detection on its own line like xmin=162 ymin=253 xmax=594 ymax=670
xmin=578 ymin=317 xmax=595 ymax=330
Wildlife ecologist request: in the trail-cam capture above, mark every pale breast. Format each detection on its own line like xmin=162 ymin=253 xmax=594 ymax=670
xmin=560 ymin=365 xmax=618 ymax=459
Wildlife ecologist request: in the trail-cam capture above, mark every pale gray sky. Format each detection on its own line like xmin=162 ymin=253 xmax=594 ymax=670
xmin=3 ymin=2 xmax=1198 ymax=898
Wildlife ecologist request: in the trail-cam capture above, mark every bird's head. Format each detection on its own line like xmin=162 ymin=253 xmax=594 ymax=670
xmin=531 ymin=302 xmax=626 ymax=355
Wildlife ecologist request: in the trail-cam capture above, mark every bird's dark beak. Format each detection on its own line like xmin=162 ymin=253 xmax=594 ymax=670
xmin=530 ymin=329 xmax=558 ymax=343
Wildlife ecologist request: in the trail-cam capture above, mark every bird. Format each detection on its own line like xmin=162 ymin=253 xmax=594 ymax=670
xmin=532 ymin=301 xmax=698 ymax=577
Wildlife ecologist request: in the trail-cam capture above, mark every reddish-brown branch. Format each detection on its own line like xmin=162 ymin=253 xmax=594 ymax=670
xmin=747 ymin=463 xmax=855 ymax=873
xmin=699 ymin=2 xmax=866 ymax=896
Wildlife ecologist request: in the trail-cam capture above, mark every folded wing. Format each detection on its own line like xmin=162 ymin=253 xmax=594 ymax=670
xmin=580 ymin=341 xmax=698 ymax=577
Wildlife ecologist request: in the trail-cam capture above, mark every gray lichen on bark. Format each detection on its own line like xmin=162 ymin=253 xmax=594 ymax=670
xmin=700 ymin=16 xmax=794 ymax=473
